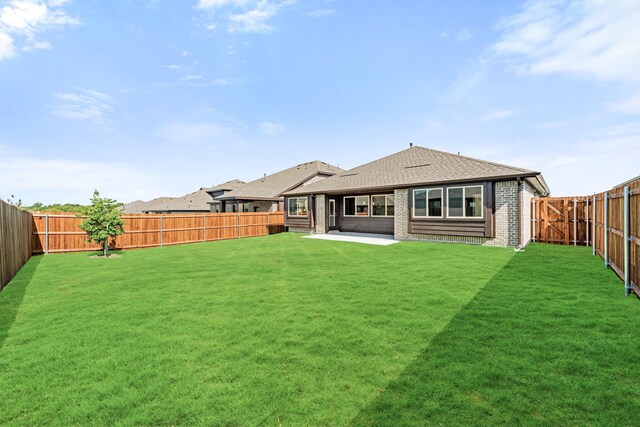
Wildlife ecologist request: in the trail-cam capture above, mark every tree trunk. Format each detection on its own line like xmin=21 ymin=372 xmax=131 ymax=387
xmin=103 ymin=240 xmax=108 ymax=257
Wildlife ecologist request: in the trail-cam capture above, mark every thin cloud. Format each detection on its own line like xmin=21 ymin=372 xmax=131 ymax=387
xmin=197 ymin=0 xmax=295 ymax=33
xmin=479 ymin=109 xmax=517 ymax=122
xmin=307 ymin=9 xmax=335 ymax=18
xmin=0 ymin=0 xmax=79 ymax=61
xmin=494 ymin=0 xmax=640 ymax=83
xmin=441 ymin=53 xmax=492 ymax=103
xmin=48 ymin=88 xmax=114 ymax=128
xmin=0 ymin=145 xmax=163 ymax=204
xmin=258 ymin=121 xmax=285 ymax=135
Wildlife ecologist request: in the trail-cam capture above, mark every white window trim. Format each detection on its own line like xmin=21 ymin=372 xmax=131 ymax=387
xmin=343 ymin=195 xmax=370 ymax=217
xmin=371 ymin=194 xmax=395 ymax=217
xmin=287 ymin=197 xmax=309 ymax=217
xmin=446 ymin=185 xmax=484 ymax=219
xmin=412 ymin=188 xmax=444 ymax=219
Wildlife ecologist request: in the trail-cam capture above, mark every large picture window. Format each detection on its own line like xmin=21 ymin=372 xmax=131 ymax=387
xmin=372 ymin=194 xmax=395 ymax=216
xmin=413 ymin=188 xmax=443 ymax=218
xmin=287 ymin=197 xmax=308 ymax=217
xmin=344 ymin=196 xmax=369 ymax=216
xmin=447 ymin=185 xmax=483 ymax=218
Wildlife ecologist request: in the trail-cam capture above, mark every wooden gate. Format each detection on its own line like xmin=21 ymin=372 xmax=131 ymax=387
xmin=531 ymin=196 xmax=591 ymax=246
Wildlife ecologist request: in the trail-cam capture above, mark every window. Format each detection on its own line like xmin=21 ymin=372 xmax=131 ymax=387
xmin=288 ymin=197 xmax=308 ymax=217
xmin=344 ymin=196 xmax=369 ymax=216
xmin=412 ymin=188 xmax=443 ymax=218
xmin=372 ymin=194 xmax=395 ymax=216
xmin=447 ymin=185 xmax=483 ymax=218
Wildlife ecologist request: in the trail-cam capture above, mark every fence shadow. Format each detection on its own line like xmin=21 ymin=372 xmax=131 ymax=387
xmin=0 ymin=255 xmax=42 ymax=350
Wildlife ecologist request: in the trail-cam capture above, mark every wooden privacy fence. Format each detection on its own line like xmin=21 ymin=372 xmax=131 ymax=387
xmin=31 ymin=212 xmax=285 ymax=254
xmin=532 ymin=178 xmax=640 ymax=297
xmin=0 ymin=200 xmax=33 ymax=290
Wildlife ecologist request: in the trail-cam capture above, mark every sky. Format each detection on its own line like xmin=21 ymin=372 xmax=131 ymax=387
xmin=0 ymin=0 xmax=638 ymax=205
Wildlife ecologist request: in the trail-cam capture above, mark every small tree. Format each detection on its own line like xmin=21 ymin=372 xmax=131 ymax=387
xmin=79 ymin=190 xmax=125 ymax=257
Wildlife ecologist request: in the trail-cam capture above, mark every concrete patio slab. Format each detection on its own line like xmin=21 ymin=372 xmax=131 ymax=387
xmin=303 ymin=232 xmax=398 ymax=246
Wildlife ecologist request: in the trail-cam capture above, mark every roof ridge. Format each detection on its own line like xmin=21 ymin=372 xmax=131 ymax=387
xmin=412 ymin=145 xmax=535 ymax=174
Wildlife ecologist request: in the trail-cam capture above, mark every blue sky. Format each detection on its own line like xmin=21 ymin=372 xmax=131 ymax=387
xmin=0 ymin=0 xmax=638 ymax=204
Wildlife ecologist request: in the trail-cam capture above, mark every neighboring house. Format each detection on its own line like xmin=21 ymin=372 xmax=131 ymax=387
xmin=122 ymin=197 xmax=176 ymax=214
xmin=282 ymin=145 xmax=550 ymax=248
xmin=141 ymin=190 xmax=215 ymax=214
xmin=214 ymin=161 xmax=344 ymax=213
xmin=202 ymin=179 xmax=247 ymax=212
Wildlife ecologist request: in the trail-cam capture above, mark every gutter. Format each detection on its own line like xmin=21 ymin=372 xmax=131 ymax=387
xmin=283 ymin=172 xmax=545 ymax=197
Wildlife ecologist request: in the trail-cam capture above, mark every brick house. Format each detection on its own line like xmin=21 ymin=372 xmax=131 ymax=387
xmin=282 ymin=146 xmax=549 ymax=247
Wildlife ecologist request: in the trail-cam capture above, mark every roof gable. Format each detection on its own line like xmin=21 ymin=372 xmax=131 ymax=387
xmin=216 ymin=160 xmax=343 ymax=200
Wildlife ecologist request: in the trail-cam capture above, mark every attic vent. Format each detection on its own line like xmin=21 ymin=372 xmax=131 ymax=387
xmin=340 ymin=173 xmax=358 ymax=177
xmin=405 ymin=164 xmax=431 ymax=169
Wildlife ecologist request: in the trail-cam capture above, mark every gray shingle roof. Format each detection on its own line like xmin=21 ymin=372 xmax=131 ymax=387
xmin=141 ymin=190 xmax=213 ymax=212
xmin=122 ymin=197 xmax=176 ymax=213
xmin=201 ymin=179 xmax=246 ymax=192
xmin=284 ymin=146 xmax=549 ymax=195
xmin=216 ymin=161 xmax=343 ymax=201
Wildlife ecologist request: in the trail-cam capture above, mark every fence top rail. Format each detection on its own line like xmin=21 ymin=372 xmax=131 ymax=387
xmin=31 ymin=211 xmax=285 ymax=219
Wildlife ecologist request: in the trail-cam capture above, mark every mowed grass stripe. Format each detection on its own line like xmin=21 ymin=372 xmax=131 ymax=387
xmin=353 ymin=243 xmax=639 ymax=426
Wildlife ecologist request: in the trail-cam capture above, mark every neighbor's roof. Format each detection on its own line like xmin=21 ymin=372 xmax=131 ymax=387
xmin=122 ymin=197 xmax=175 ymax=214
xmin=216 ymin=161 xmax=343 ymax=201
xmin=142 ymin=190 xmax=213 ymax=212
xmin=284 ymin=146 xmax=550 ymax=196
xmin=201 ymin=179 xmax=246 ymax=193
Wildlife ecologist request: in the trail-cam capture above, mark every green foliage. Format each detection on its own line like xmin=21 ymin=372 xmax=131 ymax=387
xmin=5 ymin=195 xmax=22 ymax=207
xmin=79 ymin=190 xmax=124 ymax=256
xmin=23 ymin=202 xmax=88 ymax=212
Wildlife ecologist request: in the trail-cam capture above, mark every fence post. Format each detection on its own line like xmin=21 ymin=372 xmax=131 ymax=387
xmin=585 ymin=198 xmax=589 ymax=246
xmin=45 ymin=213 xmax=49 ymax=255
xmin=202 ymin=215 xmax=206 ymax=242
xmin=159 ymin=215 xmax=163 ymax=247
xmin=573 ymin=197 xmax=577 ymax=246
xmin=267 ymin=211 xmax=270 ymax=235
xmin=237 ymin=213 xmax=241 ymax=239
xmin=592 ymin=195 xmax=596 ymax=255
xmin=624 ymin=186 xmax=631 ymax=296
xmin=604 ymin=192 xmax=609 ymax=268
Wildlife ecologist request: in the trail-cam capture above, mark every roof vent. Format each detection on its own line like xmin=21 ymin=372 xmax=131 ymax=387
xmin=262 ymin=173 xmax=266 ymax=182
xmin=405 ymin=164 xmax=431 ymax=169
xmin=410 ymin=142 xmax=413 ymax=148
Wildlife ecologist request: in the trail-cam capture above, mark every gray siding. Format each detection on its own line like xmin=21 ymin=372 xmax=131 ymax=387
xmin=339 ymin=216 xmax=394 ymax=235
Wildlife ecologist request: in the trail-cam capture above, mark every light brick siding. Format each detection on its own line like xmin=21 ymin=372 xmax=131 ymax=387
xmin=520 ymin=181 xmax=535 ymax=246
xmin=493 ymin=180 xmax=519 ymax=247
xmin=396 ymin=180 xmax=521 ymax=247
xmin=243 ymin=201 xmax=277 ymax=212
xmin=394 ymin=189 xmax=409 ymax=239
xmin=315 ymin=194 xmax=326 ymax=234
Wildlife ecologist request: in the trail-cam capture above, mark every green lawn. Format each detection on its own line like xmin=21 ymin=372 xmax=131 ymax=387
xmin=0 ymin=233 xmax=637 ymax=425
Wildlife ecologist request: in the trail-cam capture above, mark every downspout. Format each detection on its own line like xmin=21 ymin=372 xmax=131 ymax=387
xmin=517 ymin=178 xmax=523 ymax=249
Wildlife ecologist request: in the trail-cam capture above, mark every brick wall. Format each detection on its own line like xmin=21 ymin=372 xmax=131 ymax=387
xmin=315 ymin=194 xmax=326 ymax=234
xmin=394 ymin=189 xmax=409 ymax=239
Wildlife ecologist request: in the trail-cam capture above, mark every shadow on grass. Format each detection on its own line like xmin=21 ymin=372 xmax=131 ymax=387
xmin=0 ymin=255 xmax=42 ymax=350
xmin=351 ymin=244 xmax=638 ymax=426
